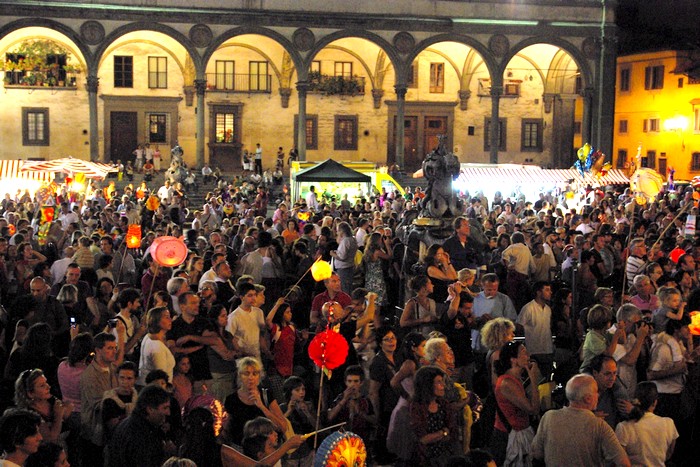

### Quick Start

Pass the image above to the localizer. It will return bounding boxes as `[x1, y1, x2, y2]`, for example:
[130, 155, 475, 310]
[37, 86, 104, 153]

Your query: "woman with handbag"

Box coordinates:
[490, 341, 541, 467]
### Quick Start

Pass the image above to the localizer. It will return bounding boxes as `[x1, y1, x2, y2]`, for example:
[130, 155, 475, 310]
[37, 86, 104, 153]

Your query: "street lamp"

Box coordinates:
[664, 115, 688, 150]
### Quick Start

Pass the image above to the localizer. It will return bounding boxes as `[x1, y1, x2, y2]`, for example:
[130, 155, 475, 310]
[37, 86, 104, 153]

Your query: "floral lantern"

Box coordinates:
[151, 236, 188, 267]
[41, 206, 55, 224]
[7, 224, 16, 236]
[146, 194, 160, 211]
[311, 260, 333, 282]
[126, 224, 142, 249]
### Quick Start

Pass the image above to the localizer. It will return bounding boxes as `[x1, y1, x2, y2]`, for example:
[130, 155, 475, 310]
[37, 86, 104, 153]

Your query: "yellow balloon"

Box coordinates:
[311, 260, 333, 281]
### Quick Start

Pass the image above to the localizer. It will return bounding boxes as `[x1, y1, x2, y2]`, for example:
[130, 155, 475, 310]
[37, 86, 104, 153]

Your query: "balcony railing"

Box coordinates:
[206, 73, 272, 93]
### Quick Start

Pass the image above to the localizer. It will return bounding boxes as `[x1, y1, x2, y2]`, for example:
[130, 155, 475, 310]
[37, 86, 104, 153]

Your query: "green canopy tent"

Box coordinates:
[292, 159, 372, 203]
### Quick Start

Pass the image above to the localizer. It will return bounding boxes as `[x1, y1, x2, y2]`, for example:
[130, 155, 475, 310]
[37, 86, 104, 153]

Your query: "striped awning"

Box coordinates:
[21, 157, 116, 179]
[0, 159, 53, 183]
[456, 166, 630, 188]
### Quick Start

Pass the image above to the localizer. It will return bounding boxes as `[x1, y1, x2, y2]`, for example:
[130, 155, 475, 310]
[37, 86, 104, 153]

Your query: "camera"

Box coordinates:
[70, 317, 76, 328]
[108, 319, 118, 329]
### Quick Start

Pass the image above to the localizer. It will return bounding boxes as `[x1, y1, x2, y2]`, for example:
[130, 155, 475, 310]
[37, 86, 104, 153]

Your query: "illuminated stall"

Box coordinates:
[291, 159, 372, 206]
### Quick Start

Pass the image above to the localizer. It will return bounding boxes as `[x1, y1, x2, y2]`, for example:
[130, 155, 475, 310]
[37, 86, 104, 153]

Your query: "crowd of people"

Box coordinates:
[0, 165, 699, 467]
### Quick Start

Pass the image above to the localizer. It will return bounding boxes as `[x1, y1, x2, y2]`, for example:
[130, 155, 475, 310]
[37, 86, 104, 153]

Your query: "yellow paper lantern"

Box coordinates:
[126, 224, 142, 249]
[151, 236, 188, 267]
[146, 195, 160, 211]
[689, 312, 700, 336]
[311, 260, 333, 282]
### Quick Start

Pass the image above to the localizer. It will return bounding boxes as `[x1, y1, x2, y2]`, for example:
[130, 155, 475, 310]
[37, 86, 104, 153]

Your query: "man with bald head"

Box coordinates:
[26, 276, 70, 355]
[531, 374, 630, 466]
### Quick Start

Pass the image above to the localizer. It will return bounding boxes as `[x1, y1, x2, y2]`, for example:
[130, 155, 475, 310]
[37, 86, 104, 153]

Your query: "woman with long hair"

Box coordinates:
[400, 275, 438, 337]
[204, 304, 237, 403]
[409, 365, 458, 466]
[5, 323, 61, 395]
[86, 277, 116, 334]
[186, 255, 205, 292]
[369, 326, 400, 464]
[15, 368, 74, 444]
[362, 232, 392, 307]
[615, 381, 678, 465]
[422, 244, 457, 303]
[490, 341, 541, 466]
[15, 242, 47, 292]
[137, 306, 175, 386]
[550, 288, 577, 378]
[387, 332, 426, 464]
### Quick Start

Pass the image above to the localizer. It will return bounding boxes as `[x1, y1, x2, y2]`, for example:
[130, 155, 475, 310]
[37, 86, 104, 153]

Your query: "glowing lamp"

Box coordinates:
[311, 260, 333, 281]
[146, 195, 160, 211]
[151, 236, 188, 267]
[297, 211, 311, 221]
[126, 224, 142, 249]
[8, 224, 16, 236]
[308, 329, 349, 370]
[689, 312, 700, 336]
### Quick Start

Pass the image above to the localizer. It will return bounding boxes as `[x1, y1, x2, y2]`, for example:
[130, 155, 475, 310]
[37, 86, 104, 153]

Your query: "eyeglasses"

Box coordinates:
[382, 335, 397, 342]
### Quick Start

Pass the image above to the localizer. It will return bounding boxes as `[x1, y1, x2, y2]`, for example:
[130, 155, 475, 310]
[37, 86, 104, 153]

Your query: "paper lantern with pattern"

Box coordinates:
[151, 236, 188, 267]
[126, 224, 142, 249]
[308, 329, 349, 371]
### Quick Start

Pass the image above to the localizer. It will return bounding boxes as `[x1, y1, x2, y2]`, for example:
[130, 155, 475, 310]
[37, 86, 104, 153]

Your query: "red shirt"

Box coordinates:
[270, 324, 297, 376]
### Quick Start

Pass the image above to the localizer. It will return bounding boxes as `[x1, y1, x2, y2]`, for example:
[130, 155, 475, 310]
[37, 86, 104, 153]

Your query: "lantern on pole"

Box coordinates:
[126, 225, 142, 249]
[311, 260, 333, 282]
[151, 236, 188, 268]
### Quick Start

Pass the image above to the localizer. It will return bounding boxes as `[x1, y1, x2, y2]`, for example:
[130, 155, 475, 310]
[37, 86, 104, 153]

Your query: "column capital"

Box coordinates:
[86, 75, 99, 93]
[394, 84, 407, 99]
[296, 81, 309, 98]
[194, 79, 207, 96]
[458, 89, 471, 111]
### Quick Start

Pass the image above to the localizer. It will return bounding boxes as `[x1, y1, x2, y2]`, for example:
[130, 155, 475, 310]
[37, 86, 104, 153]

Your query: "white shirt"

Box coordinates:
[517, 299, 553, 355]
[615, 412, 678, 466]
[137, 335, 175, 386]
[227, 306, 265, 359]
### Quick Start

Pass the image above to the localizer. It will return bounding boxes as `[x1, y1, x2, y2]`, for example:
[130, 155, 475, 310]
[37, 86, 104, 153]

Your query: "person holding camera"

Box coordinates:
[612, 304, 650, 397]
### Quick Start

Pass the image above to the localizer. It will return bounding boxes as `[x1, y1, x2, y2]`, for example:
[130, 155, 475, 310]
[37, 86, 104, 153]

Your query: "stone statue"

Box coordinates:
[420, 135, 461, 219]
[166, 143, 187, 184]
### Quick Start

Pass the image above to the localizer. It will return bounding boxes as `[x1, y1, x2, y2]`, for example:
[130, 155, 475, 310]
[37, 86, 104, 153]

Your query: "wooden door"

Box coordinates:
[423, 116, 448, 156]
[110, 112, 138, 163]
[402, 116, 420, 171]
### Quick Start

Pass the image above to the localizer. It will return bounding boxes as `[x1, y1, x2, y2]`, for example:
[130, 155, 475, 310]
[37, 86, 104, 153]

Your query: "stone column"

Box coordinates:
[296, 81, 308, 161]
[86, 75, 100, 162]
[394, 84, 407, 170]
[581, 87, 594, 147]
[489, 85, 502, 164]
[194, 79, 207, 169]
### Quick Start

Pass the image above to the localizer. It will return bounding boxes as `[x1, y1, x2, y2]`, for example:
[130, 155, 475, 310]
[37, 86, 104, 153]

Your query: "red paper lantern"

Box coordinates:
[126, 224, 142, 249]
[308, 329, 349, 370]
[669, 247, 685, 264]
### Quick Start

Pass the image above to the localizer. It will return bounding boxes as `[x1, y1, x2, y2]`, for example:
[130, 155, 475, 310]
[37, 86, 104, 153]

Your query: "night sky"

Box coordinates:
[616, 0, 700, 54]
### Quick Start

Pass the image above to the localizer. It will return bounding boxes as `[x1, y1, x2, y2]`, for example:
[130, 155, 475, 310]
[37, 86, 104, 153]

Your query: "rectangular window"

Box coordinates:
[658, 156, 667, 176]
[484, 117, 506, 151]
[695, 108, 700, 133]
[249, 61, 269, 91]
[23, 108, 49, 146]
[310, 61, 321, 74]
[521, 118, 543, 152]
[619, 67, 631, 92]
[504, 82, 520, 97]
[430, 62, 444, 93]
[215, 60, 235, 90]
[574, 121, 582, 134]
[619, 119, 628, 134]
[334, 115, 358, 150]
[148, 114, 167, 143]
[114, 56, 133, 88]
[407, 61, 418, 88]
[334, 62, 352, 78]
[692, 152, 700, 171]
[643, 118, 660, 132]
[644, 65, 664, 90]
[678, 77, 684, 88]
[294, 114, 318, 150]
[148, 56, 167, 89]
[215, 112, 235, 143]
[641, 150, 656, 169]
[616, 149, 628, 169]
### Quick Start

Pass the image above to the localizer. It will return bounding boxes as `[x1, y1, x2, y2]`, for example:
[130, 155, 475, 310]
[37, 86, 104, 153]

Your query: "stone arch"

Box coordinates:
[0, 18, 91, 69]
[410, 34, 498, 83]
[503, 36, 592, 88]
[546, 50, 578, 94]
[307, 29, 401, 84]
[98, 39, 188, 82]
[203, 26, 302, 80]
[94, 22, 201, 75]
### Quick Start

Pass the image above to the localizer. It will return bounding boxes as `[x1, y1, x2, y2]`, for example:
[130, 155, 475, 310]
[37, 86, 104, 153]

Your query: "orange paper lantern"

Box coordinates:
[689, 312, 700, 336]
[311, 260, 333, 281]
[151, 236, 188, 267]
[146, 195, 160, 211]
[126, 224, 142, 249]
[7, 224, 16, 236]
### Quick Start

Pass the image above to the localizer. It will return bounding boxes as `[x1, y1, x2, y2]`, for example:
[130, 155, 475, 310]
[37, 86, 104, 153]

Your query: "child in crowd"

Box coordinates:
[265, 298, 308, 403]
[327, 365, 375, 443]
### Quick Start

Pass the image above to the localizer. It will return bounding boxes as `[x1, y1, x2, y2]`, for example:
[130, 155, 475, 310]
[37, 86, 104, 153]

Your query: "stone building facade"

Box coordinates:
[0, 0, 616, 172]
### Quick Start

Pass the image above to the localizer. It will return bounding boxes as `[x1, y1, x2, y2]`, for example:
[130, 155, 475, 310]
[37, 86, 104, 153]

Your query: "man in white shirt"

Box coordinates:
[227, 282, 265, 360]
[355, 217, 370, 249]
[157, 180, 173, 204]
[306, 185, 320, 212]
[518, 281, 554, 377]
